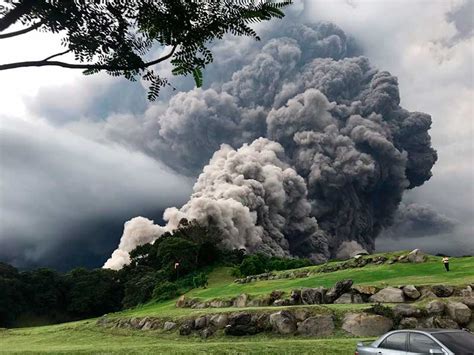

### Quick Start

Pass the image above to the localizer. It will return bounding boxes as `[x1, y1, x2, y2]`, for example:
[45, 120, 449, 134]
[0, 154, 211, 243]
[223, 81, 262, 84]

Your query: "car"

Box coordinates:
[355, 329, 474, 354]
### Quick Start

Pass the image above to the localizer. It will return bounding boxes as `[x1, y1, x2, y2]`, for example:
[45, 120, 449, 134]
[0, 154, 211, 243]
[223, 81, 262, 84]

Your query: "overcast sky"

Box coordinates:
[0, 0, 472, 269]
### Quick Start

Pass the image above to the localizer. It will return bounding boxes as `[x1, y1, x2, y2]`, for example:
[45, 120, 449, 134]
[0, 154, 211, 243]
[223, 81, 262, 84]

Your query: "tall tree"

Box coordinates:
[0, 0, 291, 100]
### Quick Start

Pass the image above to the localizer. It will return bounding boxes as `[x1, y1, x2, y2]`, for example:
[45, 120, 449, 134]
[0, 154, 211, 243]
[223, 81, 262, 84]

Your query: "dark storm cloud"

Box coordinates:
[0, 117, 192, 269]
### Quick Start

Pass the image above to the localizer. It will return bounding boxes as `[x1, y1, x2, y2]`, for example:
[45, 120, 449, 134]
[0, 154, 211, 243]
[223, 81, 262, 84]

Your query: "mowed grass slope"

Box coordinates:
[121, 253, 474, 318]
[1, 253, 473, 354]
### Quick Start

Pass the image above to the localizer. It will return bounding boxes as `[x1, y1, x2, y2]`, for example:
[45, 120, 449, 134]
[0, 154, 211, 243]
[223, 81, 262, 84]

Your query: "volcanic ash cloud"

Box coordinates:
[104, 22, 437, 269]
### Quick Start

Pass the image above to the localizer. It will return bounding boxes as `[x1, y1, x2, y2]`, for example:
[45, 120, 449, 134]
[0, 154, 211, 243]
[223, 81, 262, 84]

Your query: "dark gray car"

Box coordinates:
[356, 329, 474, 355]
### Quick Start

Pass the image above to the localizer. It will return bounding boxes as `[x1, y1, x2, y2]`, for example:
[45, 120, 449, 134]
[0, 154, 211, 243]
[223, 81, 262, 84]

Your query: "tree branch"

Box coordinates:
[43, 49, 71, 61]
[0, 0, 37, 32]
[0, 45, 177, 72]
[0, 21, 43, 39]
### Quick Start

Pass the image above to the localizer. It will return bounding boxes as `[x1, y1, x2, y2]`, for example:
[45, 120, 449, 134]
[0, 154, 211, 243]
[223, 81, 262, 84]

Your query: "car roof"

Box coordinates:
[390, 329, 466, 334]
[415, 329, 466, 334]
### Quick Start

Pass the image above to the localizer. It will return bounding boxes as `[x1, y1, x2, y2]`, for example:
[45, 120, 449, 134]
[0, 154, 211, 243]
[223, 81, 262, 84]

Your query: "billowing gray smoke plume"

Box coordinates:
[105, 22, 437, 269]
[381, 203, 456, 240]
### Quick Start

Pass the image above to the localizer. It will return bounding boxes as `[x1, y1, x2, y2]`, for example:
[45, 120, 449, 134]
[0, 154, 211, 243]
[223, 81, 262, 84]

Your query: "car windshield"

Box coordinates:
[433, 331, 474, 354]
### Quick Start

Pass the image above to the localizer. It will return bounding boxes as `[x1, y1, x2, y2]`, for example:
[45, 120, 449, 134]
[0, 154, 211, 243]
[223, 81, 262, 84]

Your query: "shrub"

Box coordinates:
[152, 281, 179, 302]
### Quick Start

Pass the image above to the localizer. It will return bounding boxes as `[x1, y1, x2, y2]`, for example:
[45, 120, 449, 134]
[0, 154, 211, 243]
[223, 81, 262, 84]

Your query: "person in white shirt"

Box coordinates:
[442, 256, 449, 272]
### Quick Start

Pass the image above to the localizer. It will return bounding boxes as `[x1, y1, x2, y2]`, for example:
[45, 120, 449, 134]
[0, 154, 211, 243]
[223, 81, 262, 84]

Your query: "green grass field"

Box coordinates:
[1, 253, 473, 354]
[0, 322, 373, 354]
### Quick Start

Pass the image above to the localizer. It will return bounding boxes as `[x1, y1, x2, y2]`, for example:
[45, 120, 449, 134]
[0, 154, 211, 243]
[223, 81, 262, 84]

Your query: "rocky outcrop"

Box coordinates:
[225, 313, 258, 336]
[462, 297, 474, 309]
[325, 279, 353, 303]
[446, 301, 472, 325]
[269, 311, 296, 334]
[399, 317, 418, 329]
[352, 285, 379, 297]
[402, 285, 420, 300]
[209, 314, 228, 329]
[301, 287, 325, 305]
[342, 313, 393, 336]
[393, 304, 422, 318]
[194, 316, 208, 330]
[233, 294, 248, 307]
[407, 249, 426, 263]
[163, 321, 177, 331]
[334, 292, 363, 304]
[297, 315, 334, 336]
[432, 285, 454, 298]
[369, 287, 405, 303]
[426, 300, 445, 316]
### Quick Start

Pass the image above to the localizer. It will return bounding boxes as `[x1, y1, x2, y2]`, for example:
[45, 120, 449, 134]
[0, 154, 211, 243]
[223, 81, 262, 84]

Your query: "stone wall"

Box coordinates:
[98, 296, 474, 339]
[176, 281, 473, 309]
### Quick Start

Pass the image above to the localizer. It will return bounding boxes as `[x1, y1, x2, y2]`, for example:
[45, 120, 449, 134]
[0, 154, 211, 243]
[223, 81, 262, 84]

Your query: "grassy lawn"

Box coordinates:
[0, 321, 373, 354]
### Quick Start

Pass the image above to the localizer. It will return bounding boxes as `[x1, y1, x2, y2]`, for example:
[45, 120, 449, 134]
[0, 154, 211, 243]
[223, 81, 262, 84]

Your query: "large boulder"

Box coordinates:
[432, 317, 460, 329]
[209, 314, 228, 329]
[273, 299, 290, 307]
[352, 285, 379, 297]
[176, 295, 198, 308]
[163, 321, 177, 331]
[290, 289, 301, 305]
[461, 297, 474, 309]
[269, 290, 285, 302]
[247, 297, 271, 307]
[301, 287, 324, 305]
[402, 285, 421, 300]
[407, 249, 426, 263]
[297, 315, 334, 337]
[224, 313, 258, 336]
[399, 317, 419, 329]
[446, 301, 472, 325]
[199, 327, 215, 339]
[269, 311, 297, 335]
[419, 287, 439, 300]
[233, 294, 248, 307]
[334, 292, 363, 304]
[209, 299, 232, 308]
[461, 286, 473, 298]
[194, 316, 208, 330]
[426, 300, 445, 316]
[293, 309, 310, 321]
[370, 287, 405, 303]
[432, 285, 454, 298]
[254, 313, 272, 332]
[342, 313, 393, 336]
[325, 279, 353, 303]
[393, 304, 422, 318]
[179, 320, 194, 336]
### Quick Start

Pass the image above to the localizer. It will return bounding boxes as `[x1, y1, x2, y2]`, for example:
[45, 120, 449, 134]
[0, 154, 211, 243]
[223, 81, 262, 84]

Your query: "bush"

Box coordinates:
[152, 281, 178, 302]
[237, 254, 313, 277]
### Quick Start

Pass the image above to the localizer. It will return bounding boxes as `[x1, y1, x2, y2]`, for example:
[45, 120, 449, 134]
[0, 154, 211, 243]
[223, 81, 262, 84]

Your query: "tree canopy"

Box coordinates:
[0, 0, 291, 100]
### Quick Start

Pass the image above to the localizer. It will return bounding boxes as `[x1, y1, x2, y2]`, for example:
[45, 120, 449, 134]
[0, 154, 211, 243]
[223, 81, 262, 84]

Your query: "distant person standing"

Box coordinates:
[442, 256, 450, 272]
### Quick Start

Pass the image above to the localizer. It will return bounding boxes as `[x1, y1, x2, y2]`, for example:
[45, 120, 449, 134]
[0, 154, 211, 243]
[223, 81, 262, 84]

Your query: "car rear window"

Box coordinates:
[433, 331, 474, 354]
[379, 332, 407, 351]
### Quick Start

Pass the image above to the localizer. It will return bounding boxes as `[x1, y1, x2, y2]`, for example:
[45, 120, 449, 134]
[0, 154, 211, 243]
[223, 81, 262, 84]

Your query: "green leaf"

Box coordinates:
[192, 67, 203, 87]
